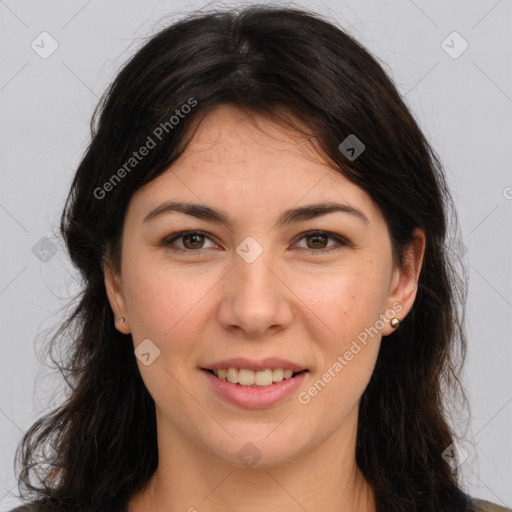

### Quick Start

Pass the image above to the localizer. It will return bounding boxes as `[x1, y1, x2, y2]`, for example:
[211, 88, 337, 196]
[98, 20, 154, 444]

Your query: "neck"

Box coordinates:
[129, 407, 376, 512]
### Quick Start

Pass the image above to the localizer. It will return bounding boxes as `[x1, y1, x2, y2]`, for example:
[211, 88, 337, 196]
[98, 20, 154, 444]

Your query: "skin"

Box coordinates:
[104, 105, 425, 512]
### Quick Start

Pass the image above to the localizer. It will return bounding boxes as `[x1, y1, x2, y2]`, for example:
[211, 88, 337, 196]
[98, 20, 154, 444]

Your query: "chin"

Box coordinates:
[205, 431, 308, 470]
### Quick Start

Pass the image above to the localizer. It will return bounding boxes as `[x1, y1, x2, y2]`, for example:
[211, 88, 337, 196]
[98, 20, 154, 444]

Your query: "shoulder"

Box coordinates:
[5, 499, 127, 512]
[10, 497, 511, 512]
[472, 498, 512, 512]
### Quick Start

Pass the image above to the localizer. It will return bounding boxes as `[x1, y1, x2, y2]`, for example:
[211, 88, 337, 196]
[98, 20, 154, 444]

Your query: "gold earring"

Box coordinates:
[117, 317, 126, 323]
[390, 318, 400, 328]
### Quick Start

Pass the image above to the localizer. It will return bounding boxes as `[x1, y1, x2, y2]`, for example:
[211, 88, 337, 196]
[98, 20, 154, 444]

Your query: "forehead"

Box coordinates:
[128, 105, 383, 226]
[156, 106, 363, 192]
[183, 105, 318, 156]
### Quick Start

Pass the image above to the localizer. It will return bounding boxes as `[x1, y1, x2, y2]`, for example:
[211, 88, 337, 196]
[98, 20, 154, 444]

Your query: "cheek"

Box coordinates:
[297, 263, 389, 343]
[295, 272, 385, 424]
[122, 261, 215, 406]
[122, 256, 214, 346]
[295, 262, 387, 393]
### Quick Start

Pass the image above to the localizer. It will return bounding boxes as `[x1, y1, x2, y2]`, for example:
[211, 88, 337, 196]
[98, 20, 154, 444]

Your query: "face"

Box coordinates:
[105, 105, 425, 469]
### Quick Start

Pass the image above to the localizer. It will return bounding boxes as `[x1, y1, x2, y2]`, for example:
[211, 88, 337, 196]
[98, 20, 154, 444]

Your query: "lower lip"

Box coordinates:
[201, 369, 308, 409]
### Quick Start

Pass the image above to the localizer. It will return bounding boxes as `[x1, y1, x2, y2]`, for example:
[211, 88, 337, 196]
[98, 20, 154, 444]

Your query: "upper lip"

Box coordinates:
[202, 357, 308, 372]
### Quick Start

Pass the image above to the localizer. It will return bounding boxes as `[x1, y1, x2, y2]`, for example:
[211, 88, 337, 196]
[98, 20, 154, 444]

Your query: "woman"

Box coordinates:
[9, 6, 511, 512]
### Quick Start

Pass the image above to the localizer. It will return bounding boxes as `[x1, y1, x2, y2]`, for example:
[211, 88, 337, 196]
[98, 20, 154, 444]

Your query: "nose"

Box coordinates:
[216, 245, 294, 338]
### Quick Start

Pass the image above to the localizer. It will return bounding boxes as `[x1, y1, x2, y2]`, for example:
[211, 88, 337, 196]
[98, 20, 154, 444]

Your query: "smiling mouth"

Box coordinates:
[203, 368, 308, 388]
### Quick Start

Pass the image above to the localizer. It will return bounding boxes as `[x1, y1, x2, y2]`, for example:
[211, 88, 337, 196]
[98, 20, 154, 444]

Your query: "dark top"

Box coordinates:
[6, 496, 512, 512]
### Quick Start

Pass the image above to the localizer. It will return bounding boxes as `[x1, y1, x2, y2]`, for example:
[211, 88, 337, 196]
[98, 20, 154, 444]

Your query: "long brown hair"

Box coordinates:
[14, 6, 471, 512]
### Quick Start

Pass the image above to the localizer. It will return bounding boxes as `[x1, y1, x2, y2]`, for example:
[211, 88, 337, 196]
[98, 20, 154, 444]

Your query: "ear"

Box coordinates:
[103, 257, 131, 334]
[382, 228, 426, 336]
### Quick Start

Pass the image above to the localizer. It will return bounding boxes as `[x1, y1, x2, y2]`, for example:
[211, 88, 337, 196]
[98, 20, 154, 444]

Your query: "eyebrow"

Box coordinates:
[143, 200, 370, 227]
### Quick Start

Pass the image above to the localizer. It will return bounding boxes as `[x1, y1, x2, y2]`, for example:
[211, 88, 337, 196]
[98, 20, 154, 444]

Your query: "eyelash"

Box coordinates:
[161, 230, 349, 256]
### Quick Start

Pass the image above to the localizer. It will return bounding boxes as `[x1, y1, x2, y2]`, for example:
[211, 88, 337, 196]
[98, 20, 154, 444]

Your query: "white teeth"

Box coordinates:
[239, 368, 255, 386]
[226, 368, 238, 384]
[283, 369, 293, 379]
[255, 369, 273, 386]
[272, 368, 283, 382]
[211, 367, 301, 387]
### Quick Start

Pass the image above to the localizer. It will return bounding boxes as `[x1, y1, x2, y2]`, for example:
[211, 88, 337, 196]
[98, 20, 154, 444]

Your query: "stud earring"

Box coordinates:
[390, 318, 400, 328]
[117, 317, 126, 323]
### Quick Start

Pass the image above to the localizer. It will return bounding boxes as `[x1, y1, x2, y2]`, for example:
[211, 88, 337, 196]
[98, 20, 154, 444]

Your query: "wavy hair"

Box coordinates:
[14, 5, 470, 512]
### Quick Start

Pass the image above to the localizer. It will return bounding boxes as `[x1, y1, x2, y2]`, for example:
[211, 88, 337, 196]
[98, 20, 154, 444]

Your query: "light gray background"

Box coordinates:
[1, 0, 511, 509]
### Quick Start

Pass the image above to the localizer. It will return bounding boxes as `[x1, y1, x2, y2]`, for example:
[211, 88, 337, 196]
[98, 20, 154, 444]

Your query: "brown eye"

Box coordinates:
[306, 233, 329, 249]
[161, 229, 348, 256]
[294, 230, 349, 254]
[162, 231, 217, 253]
[181, 233, 205, 249]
